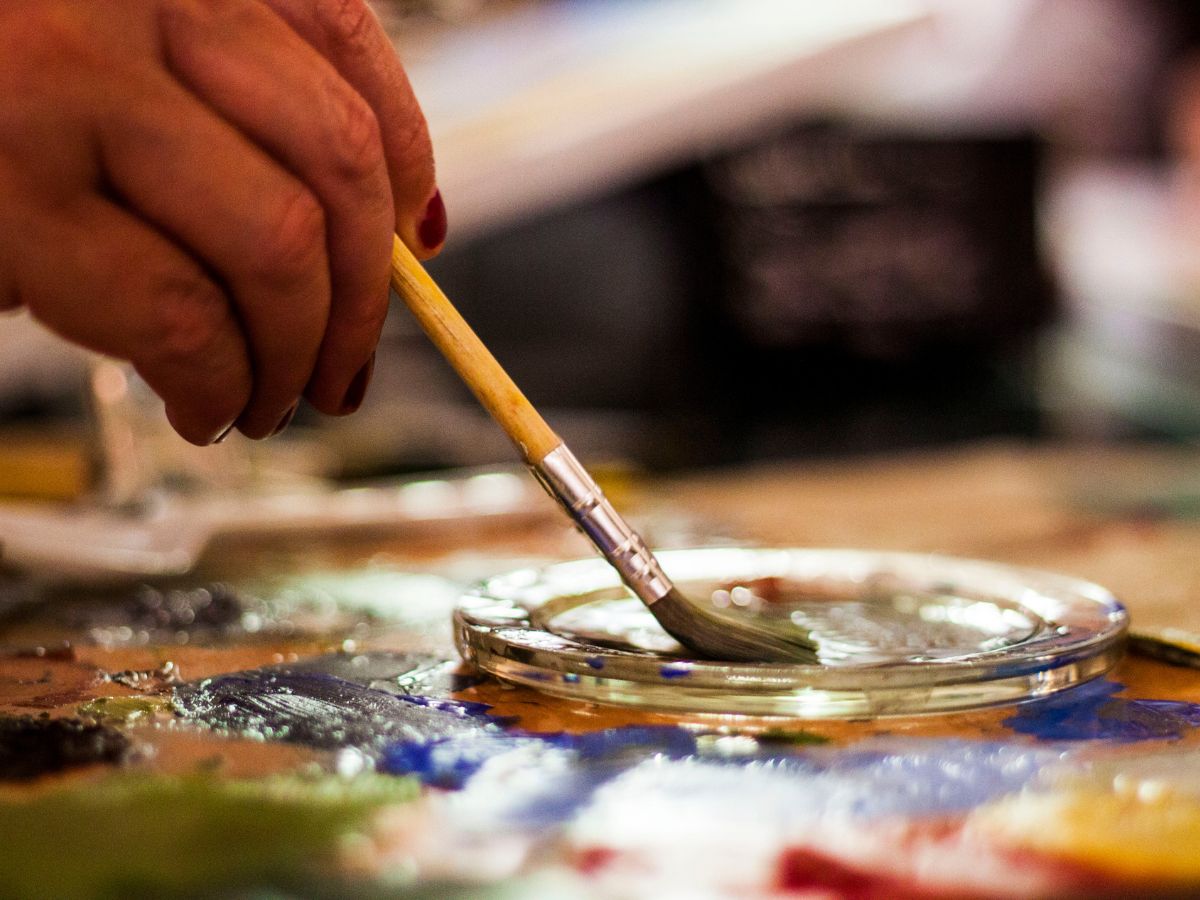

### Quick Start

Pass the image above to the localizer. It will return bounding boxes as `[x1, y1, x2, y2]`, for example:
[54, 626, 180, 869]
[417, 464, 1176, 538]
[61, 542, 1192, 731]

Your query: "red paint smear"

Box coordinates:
[777, 848, 960, 900]
[776, 825, 1167, 900]
[574, 846, 619, 876]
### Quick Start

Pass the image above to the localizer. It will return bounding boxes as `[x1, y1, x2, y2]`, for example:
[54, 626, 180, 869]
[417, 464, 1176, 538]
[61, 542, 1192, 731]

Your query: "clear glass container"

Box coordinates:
[454, 547, 1128, 718]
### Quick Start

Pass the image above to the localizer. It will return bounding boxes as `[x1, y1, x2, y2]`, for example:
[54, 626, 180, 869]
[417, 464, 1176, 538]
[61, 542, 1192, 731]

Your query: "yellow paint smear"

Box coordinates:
[971, 789, 1200, 882]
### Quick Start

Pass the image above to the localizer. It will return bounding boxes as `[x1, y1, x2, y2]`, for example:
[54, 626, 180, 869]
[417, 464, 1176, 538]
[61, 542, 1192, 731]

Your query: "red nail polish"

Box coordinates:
[270, 403, 298, 437]
[418, 189, 447, 252]
[340, 354, 375, 414]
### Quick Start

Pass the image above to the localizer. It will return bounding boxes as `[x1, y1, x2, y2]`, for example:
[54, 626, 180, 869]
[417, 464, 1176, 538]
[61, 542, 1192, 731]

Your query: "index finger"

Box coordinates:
[263, 0, 442, 258]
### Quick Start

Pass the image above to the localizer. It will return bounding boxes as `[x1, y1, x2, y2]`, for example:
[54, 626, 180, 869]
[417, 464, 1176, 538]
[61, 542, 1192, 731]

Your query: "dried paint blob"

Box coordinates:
[77, 695, 173, 725]
[174, 668, 504, 750]
[282, 650, 485, 695]
[0, 715, 129, 781]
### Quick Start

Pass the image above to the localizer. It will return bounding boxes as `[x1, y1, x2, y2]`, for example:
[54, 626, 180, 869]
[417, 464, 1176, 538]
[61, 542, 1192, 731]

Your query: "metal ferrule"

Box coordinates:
[534, 444, 674, 606]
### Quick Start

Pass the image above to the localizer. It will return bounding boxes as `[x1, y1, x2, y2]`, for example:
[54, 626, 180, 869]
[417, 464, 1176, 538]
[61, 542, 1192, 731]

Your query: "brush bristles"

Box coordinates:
[650, 588, 819, 665]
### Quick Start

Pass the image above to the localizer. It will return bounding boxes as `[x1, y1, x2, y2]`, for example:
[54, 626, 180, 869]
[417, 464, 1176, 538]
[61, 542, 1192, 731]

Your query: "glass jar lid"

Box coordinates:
[454, 547, 1127, 718]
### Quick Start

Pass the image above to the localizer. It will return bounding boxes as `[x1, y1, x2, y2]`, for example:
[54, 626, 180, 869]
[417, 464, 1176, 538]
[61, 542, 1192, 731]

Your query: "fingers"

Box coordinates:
[94, 71, 331, 439]
[261, 0, 443, 258]
[10, 193, 251, 445]
[159, 0, 392, 414]
[1, 0, 443, 445]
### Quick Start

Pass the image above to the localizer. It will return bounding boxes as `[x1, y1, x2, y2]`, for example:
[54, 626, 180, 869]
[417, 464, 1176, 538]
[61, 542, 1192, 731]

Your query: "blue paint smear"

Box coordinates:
[380, 734, 542, 789]
[379, 725, 695, 790]
[585, 657, 605, 670]
[394, 694, 498, 720]
[659, 664, 691, 679]
[380, 726, 698, 826]
[1004, 679, 1200, 742]
[543, 726, 696, 760]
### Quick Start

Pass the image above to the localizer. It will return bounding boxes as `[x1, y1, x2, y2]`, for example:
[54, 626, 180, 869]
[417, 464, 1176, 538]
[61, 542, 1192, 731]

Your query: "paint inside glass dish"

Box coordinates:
[455, 547, 1127, 718]
[543, 578, 1043, 666]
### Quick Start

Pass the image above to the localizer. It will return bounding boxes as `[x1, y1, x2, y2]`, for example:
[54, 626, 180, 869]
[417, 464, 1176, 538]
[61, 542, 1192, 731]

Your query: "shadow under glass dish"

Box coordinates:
[454, 547, 1128, 718]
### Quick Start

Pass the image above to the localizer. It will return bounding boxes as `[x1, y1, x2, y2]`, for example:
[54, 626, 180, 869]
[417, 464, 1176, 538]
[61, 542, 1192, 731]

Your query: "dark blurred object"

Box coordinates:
[707, 126, 1048, 358]
[424, 124, 1052, 469]
[694, 125, 1053, 461]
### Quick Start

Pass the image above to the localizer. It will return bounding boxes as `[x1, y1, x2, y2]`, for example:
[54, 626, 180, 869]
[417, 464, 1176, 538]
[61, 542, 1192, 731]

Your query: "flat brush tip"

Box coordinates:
[650, 588, 819, 665]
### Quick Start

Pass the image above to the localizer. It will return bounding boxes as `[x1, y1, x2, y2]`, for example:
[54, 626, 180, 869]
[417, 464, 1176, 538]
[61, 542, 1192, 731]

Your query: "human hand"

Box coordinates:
[0, 0, 445, 444]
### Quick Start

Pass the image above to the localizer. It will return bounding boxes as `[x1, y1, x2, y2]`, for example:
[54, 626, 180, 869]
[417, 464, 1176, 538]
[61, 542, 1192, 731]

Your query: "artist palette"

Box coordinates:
[454, 547, 1128, 718]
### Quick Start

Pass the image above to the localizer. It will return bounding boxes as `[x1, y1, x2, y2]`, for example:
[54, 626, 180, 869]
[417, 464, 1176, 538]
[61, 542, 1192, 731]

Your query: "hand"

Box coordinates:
[0, 0, 445, 443]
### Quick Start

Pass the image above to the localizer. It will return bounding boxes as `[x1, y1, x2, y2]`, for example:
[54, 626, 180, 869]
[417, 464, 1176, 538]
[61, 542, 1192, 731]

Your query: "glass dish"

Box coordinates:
[454, 547, 1128, 718]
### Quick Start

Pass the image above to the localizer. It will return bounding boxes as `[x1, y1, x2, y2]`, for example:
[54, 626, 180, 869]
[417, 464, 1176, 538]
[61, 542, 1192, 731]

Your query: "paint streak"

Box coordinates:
[380, 727, 1059, 853]
[0, 715, 129, 781]
[778, 846, 964, 899]
[282, 651, 477, 696]
[381, 733, 543, 789]
[0, 773, 417, 899]
[554, 743, 1083, 898]
[174, 670, 504, 750]
[1004, 680, 1200, 742]
[380, 725, 696, 792]
[775, 825, 1119, 900]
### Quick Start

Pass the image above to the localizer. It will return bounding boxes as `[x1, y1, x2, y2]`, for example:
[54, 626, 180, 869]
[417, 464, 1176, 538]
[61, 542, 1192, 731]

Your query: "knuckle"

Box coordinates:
[316, 0, 377, 54]
[141, 268, 230, 363]
[388, 113, 435, 197]
[163, 0, 258, 32]
[256, 188, 327, 283]
[327, 88, 384, 182]
[391, 110, 429, 161]
[4, 6, 94, 80]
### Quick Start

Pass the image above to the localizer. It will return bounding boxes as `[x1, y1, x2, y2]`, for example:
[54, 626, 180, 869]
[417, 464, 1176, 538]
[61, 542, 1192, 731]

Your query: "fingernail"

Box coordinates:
[213, 422, 236, 444]
[340, 353, 375, 414]
[270, 403, 298, 437]
[418, 189, 446, 252]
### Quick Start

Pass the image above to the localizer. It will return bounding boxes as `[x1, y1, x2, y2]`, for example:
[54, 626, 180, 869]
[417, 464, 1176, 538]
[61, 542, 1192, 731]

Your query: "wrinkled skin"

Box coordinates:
[0, 0, 442, 443]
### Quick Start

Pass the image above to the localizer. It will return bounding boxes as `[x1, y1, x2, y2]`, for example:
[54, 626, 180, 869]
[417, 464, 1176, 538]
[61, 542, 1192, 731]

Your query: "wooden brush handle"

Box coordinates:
[389, 235, 561, 463]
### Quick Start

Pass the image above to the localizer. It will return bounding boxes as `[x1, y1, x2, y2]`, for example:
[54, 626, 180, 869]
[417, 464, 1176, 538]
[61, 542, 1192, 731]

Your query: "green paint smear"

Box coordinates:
[77, 696, 173, 724]
[0, 772, 418, 900]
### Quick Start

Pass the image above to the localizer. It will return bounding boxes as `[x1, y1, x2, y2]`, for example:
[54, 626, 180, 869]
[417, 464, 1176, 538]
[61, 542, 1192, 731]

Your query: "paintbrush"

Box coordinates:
[389, 236, 817, 664]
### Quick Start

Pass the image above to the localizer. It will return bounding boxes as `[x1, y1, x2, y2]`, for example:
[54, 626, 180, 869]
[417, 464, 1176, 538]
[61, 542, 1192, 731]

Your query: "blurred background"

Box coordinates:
[6, 0, 1200, 498]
